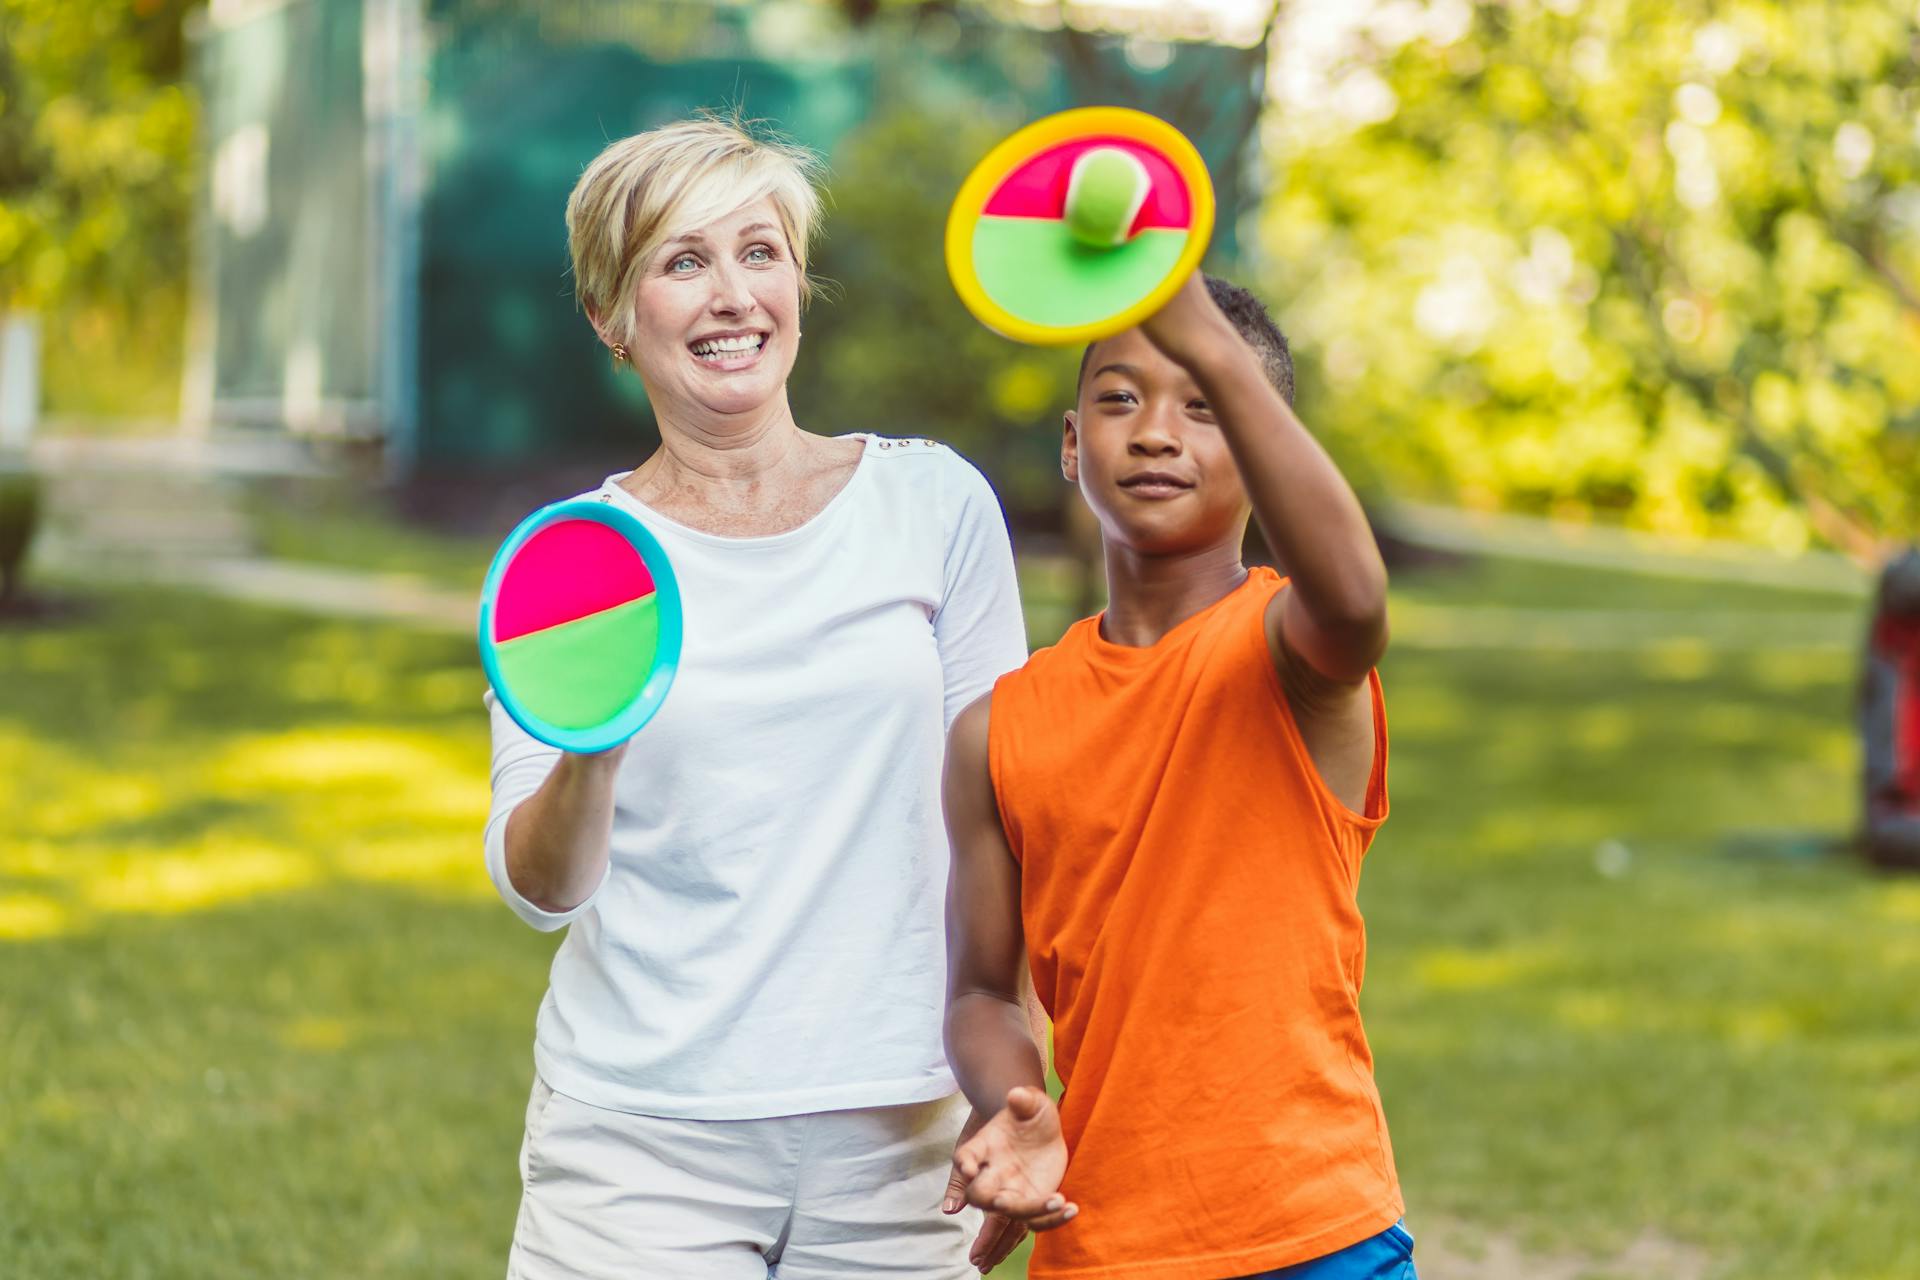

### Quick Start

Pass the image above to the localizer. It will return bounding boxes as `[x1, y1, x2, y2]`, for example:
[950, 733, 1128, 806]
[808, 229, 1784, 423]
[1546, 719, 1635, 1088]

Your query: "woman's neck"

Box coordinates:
[618, 393, 865, 537]
[640, 393, 804, 487]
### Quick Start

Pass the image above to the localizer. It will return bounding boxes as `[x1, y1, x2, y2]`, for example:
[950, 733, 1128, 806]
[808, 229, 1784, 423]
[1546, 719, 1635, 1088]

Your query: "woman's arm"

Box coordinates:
[482, 690, 619, 930]
[933, 450, 1030, 729]
[501, 746, 626, 914]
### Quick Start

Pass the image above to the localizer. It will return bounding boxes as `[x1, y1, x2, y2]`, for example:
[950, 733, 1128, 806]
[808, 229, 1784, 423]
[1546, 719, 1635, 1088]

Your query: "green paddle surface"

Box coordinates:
[972, 218, 1187, 328]
[493, 594, 659, 729]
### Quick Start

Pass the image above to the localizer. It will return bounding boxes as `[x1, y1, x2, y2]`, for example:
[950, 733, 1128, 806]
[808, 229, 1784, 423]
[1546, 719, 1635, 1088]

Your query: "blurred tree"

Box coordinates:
[1264, 0, 1920, 554]
[0, 0, 198, 418]
[0, 0, 197, 308]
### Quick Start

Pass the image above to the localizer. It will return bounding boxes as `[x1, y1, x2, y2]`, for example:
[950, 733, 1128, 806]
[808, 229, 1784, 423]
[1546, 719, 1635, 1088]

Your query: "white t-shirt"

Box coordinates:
[483, 434, 1029, 1120]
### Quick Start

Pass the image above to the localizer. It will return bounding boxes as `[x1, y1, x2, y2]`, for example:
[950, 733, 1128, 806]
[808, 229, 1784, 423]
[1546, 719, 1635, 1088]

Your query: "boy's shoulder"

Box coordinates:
[1012, 570, 1285, 687]
[998, 617, 1098, 686]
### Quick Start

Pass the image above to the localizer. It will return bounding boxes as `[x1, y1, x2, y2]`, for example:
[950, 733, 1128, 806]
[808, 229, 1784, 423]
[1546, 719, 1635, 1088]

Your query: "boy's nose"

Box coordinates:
[1128, 416, 1182, 455]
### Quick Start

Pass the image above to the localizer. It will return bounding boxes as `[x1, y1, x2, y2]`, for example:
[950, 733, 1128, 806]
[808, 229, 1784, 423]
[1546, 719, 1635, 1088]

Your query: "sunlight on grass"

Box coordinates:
[0, 893, 71, 940]
[81, 843, 317, 916]
[0, 595, 497, 946]
[1414, 944, 1558, 991]
[1551, 990, 1629, 1031]
[1567, 706, 1634, 752]
[1634, 639, 1714, 679]
[209, 728, 491, 827]
[2, 720, 494, 940]
[279, 1015, 356, 1053]
[1879, 883, 1920, 923]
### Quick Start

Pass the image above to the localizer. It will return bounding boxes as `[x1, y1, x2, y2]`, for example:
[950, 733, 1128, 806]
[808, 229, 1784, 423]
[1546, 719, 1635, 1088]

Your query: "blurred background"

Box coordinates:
[2, 1, 1916, 1276]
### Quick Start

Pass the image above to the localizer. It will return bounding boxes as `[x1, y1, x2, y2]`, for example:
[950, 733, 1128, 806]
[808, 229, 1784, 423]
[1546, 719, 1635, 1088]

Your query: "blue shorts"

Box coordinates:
[1236, 1221, 1417, 1280]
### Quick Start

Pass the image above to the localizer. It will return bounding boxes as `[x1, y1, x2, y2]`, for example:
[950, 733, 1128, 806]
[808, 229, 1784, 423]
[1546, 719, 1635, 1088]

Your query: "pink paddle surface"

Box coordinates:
[980, 136, 1193, 235]
[492, 518, 656, 643]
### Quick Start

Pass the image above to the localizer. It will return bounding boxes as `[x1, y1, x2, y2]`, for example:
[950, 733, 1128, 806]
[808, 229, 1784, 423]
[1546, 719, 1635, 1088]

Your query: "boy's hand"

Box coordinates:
[1138, 270, 1235, 371]
[949, 1087, 1077, 1235]
[944, 1108, 1029, 1273]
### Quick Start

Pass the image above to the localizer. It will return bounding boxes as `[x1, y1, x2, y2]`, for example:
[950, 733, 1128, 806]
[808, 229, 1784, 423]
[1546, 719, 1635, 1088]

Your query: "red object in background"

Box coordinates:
[1872, 614, 1920, 807]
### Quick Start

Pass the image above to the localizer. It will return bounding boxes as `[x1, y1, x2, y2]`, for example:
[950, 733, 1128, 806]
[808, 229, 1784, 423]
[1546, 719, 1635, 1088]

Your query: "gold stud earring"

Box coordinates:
[610, 342, 629, 363]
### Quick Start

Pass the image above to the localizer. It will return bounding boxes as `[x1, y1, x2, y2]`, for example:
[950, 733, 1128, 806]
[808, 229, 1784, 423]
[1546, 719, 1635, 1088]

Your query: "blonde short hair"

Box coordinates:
[565, 115, 826, 346]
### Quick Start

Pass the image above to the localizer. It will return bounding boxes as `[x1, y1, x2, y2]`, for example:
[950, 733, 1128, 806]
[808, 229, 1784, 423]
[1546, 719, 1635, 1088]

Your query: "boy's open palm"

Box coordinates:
[951, 1086, 1077, 1233]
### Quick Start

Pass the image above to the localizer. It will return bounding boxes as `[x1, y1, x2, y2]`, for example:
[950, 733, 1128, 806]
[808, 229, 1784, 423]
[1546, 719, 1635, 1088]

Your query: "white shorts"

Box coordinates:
[507, 1074, 983, 1279]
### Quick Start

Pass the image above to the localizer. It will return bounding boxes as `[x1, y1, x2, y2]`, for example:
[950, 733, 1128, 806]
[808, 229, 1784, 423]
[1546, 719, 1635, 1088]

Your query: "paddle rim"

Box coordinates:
[945, 106, 1215, 347]
[477, 497, 684, 753]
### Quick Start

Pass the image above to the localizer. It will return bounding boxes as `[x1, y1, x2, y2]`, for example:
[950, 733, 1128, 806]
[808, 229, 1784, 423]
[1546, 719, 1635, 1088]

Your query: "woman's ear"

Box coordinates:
[584, 301, 630, 364]
[584, 300, 617, 351]
[1061, 410, 1080, 484]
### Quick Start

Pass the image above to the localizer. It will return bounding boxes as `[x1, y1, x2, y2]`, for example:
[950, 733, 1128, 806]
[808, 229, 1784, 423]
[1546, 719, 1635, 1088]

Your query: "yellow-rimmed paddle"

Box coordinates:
[945, 107, 1215, 347]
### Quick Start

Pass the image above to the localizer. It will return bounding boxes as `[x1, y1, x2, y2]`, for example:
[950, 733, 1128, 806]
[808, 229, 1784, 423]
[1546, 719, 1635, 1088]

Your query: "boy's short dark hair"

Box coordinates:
[1076, 274, 1295, 407]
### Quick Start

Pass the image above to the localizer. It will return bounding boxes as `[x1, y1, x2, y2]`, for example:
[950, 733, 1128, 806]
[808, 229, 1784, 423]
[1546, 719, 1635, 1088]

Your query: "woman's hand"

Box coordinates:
[569, 739, 631, 767]
[949, 1087, 1076, 1236]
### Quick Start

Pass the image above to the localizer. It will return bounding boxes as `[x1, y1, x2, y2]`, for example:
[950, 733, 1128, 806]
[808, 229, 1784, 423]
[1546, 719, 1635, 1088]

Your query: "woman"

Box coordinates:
[484, 117, 1033, 1278]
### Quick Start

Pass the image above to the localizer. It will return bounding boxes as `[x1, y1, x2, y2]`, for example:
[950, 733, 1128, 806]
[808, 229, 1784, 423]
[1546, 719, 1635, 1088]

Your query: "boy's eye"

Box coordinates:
[1188, 399, 1212, 414]
[1097, 390, 1137, 405]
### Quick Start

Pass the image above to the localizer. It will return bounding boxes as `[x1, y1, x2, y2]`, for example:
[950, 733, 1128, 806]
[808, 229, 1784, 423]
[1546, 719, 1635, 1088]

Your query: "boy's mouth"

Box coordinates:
[1118, 470, 1195, 499]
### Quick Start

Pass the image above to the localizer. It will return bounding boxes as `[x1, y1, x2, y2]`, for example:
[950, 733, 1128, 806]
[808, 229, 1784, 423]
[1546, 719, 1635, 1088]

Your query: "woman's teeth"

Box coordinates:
[691, 335, 765, 358]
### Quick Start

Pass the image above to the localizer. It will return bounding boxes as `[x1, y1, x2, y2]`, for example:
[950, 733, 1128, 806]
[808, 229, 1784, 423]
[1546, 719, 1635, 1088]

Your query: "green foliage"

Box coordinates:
[1265, 0, 1920, 550]
[0, 0, 198, 419]
[0, 0, 197, 309]
[39, 288, 188, 423]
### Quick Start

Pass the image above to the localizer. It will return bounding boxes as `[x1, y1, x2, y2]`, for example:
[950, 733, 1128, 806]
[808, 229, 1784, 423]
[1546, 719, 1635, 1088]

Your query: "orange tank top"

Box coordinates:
[988, 568, 1401, 1279]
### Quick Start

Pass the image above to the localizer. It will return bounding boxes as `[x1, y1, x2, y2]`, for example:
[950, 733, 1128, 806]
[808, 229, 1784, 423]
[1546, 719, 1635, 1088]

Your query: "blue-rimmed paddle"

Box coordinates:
[477, 499, 683, 753]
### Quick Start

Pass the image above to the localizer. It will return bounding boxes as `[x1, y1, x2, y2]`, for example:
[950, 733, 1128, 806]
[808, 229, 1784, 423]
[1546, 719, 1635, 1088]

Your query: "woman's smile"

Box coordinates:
[688, 328, 770, 371]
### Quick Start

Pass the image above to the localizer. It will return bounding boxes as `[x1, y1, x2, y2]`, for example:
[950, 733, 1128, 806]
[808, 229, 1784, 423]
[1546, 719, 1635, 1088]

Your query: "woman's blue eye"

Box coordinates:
[746, 246, 772, 263]
[670, 256, 699, 273]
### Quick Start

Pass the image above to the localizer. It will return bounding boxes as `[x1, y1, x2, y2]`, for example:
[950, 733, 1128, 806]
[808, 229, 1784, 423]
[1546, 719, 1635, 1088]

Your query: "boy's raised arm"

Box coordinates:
[942, 693, 1077, 1234]
[1141, 274, 1389, 687]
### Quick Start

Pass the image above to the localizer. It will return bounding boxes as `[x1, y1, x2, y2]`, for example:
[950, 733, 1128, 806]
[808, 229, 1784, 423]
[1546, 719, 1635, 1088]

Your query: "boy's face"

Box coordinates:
[1063, 328, 1252, 557]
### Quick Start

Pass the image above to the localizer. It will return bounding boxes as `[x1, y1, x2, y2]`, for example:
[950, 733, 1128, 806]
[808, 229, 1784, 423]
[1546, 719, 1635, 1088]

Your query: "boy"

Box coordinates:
[940, 273, 1415, 1279]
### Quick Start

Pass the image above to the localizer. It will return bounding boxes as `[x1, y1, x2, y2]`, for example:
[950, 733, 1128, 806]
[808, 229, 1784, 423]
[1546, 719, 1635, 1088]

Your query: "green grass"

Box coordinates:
[1385, 552, 1864, 615]
[3, 558, 1914, 1279]
[243, 490, 495, 592]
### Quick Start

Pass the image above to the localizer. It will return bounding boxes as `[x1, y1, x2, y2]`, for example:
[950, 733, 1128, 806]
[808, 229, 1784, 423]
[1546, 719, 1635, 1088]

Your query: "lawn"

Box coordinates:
[2, 556, 1915, 1279]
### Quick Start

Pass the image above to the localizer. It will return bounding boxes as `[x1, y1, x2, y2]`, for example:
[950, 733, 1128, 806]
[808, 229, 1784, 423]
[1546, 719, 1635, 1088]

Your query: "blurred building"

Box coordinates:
[184, 0, 1268, 479]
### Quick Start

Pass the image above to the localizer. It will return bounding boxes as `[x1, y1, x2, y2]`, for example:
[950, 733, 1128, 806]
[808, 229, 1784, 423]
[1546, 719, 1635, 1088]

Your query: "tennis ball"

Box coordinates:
[1064, 147, 1151, 248]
